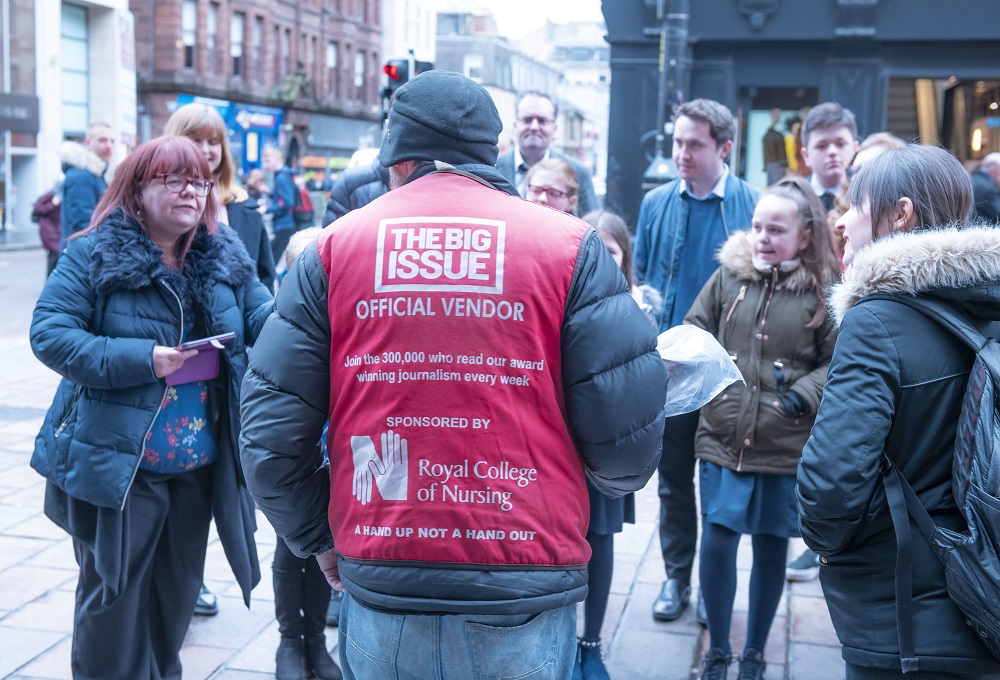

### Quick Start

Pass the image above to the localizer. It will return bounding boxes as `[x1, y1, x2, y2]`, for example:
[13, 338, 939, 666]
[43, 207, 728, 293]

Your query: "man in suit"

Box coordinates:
[496, 91, 598, 215]
[800, 102, 858, 212]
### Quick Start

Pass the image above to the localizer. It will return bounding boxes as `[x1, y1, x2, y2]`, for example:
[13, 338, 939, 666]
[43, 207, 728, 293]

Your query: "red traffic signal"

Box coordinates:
[383, 63, 401, 81]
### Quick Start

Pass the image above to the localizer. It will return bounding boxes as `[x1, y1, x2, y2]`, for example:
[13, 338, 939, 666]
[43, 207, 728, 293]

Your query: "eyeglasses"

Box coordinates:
[156, 173, 213, 196]
[527, 184, 570, 201]
[517, 115, 555, 127]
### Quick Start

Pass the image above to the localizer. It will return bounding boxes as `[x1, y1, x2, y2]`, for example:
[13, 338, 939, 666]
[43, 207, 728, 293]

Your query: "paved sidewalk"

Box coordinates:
[0, 248, 845, 679]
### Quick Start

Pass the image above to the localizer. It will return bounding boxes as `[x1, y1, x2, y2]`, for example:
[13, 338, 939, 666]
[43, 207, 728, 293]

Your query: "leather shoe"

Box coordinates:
[193, 584, 218, 617]
[696, 588, 707, 627]
[652, 578, 690, 621]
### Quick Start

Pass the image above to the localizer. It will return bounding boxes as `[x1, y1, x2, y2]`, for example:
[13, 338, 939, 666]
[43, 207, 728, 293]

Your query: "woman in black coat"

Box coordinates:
[797, 144, 1000, 679]
[31, 136, 273, 679]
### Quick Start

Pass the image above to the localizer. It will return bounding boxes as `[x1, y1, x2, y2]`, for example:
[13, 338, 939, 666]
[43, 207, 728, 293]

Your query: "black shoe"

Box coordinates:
[304, 635, 342, 680]
[785, 549, 820, 582]
[326, 588, 343, 627]
[699, 648, 733, 680]
[579, 641, 610, 680]
[738, 649, 766, 680]
[193, 584, 218, 617]
[275, 637, 306, 680]
[695, 588, 708, 627]
[652, 578, 690, 622]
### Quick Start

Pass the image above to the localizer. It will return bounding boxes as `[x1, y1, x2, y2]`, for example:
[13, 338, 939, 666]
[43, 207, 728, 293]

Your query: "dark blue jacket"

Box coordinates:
[323, 158, 389, 224]
[634, 173, 759, 331]
[31, 211, 273, 604]
[267, 166, 297, 232]
[227, 197, 277, 292]
[59, 141, 107, 244]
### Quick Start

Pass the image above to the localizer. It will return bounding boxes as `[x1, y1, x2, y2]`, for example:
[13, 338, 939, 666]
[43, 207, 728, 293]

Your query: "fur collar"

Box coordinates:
[89, 209, 257, 300]
[717, 230, 814, 292]
[59, 141, 107, 177]
[829, 226, 1000, 325]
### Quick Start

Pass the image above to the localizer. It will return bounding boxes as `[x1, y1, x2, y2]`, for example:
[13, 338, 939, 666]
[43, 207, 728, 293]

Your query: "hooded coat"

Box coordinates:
[59, 141, 108, 243]
[796, 226, 1000, 674]
[685, 231, 837, 474]
[30, 211, 273, 604]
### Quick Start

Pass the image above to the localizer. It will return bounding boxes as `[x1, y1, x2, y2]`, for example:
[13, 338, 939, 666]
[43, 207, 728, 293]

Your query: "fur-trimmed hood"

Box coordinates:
[829, 225, 1000, 326]
[88, 209, 257, 300]
[717, 230, 814, 291]
[59, 141, 107, 177]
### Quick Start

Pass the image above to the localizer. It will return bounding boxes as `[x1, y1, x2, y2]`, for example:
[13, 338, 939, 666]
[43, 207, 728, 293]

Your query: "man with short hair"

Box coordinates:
[240, 70, 667, 676]
[800, 102, 858, 211]
[59, 122, 114, 245]
[972, 152, 1000, 224]
[634, 98, 760, 625]
[496, 90, 599, 215]
[262, 147, 299, 262]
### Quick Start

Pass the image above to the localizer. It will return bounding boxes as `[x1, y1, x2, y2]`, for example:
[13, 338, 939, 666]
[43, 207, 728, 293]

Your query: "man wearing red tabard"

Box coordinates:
[240, 70, 667, 678]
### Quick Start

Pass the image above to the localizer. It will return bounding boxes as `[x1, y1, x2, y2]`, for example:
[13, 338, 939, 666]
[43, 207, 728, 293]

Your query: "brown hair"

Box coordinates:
[164, 103, 246, 205]
[846, 144, 973, 238]
[82, 136, 218, 268]
[524, 158, 579, 197]
[762, 176, 841, 327]
[583, 209, 634, 285]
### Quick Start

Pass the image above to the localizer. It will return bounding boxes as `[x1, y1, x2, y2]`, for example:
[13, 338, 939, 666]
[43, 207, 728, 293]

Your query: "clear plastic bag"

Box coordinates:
[657, 325, 744, 417]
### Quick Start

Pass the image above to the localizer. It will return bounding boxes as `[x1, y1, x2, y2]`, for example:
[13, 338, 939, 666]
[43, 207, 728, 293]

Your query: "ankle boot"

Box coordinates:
[275, 637, 306, 680]
[303, 555, 341, 679]
[579, 639, 610, 680]
[305, 635, 342, 680]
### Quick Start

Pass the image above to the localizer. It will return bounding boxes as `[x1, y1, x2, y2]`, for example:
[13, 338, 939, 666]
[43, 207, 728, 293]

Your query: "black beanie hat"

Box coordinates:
[379, 70, 502, 168]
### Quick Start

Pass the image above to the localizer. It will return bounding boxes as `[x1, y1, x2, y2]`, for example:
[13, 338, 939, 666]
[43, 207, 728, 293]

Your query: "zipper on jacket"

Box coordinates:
[120, 277, 184, 511]
[54, 386, 83, 438]
[759, 268, 780, 328]
[736, 447, 744, 472]
[725, 284, 748, 323]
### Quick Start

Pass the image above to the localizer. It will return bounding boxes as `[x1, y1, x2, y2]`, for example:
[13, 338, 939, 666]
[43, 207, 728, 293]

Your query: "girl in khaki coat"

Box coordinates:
[684, 177, 841, 680]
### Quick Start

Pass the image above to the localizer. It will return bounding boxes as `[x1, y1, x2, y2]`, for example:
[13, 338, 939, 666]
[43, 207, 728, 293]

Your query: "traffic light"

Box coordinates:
[383, 60, 410, 98]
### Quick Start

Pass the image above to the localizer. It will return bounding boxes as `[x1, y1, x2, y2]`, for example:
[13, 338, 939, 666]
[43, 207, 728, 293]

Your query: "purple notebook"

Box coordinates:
[166, 332, 235, 386]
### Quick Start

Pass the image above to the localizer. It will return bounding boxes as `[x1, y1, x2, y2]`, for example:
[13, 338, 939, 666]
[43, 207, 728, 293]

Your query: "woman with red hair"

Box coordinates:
[30, 136, 273, 679]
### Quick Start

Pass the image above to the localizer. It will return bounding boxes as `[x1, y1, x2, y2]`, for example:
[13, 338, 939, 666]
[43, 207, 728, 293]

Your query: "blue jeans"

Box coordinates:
[337, 591, 576, 679]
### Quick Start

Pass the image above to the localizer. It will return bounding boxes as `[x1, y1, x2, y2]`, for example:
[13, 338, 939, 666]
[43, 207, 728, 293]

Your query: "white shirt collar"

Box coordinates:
[680, 165, 729, 201]
[514, 146, 551, 173]
[810, 173, 839, 196]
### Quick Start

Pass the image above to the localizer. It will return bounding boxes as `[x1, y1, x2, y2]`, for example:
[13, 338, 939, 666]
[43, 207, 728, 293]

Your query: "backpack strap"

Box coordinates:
[866, 294, 988, 674]
[882, 456, 948, 673]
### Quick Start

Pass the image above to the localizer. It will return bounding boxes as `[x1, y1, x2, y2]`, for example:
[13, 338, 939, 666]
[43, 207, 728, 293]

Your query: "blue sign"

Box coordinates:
[175, 94, 283, 134]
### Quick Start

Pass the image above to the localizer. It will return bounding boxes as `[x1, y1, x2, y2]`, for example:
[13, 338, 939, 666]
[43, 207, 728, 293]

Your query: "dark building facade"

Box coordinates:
[131, 0, 383, 175]
[604, 0, 1000, 227]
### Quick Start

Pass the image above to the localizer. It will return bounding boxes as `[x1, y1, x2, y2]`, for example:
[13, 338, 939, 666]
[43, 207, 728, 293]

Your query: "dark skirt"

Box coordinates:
[587, 478, 635, 535]
[698, 460, 799, 538]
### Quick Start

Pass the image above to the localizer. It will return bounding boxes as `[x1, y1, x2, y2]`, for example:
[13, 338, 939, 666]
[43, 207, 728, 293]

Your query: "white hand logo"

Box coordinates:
[351, 430, 409, 504]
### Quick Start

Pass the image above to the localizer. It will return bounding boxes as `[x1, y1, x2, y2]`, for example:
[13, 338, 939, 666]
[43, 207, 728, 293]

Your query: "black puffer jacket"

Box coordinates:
[322, 158, 389, 224]
[797, 226, 1000, 674]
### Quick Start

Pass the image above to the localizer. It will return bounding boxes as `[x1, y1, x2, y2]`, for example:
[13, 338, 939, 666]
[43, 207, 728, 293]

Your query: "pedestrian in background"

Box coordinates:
[262, 147, 299, 262]
[32, 180, 63, 275]
[524, 158, 580, 215]
[59, 121, 114, 245]
[972, 152, 1000, 224]
[797, 144, 1000, 679]
[685, 176, 839, 680]
[29, 136, 271, 679]
[240, 70, 667, 678]
[634, 98, 760, 625]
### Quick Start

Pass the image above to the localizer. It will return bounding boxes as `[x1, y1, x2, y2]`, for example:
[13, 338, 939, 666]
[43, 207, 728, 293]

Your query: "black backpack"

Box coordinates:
[876, 296, 1000, 673]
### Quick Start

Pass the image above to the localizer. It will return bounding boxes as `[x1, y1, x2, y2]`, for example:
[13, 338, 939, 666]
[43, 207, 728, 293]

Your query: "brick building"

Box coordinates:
[131, 0, 383, 175]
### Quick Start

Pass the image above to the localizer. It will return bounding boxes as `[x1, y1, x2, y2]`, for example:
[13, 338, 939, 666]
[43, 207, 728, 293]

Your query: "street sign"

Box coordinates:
[0, 93, 39, 133]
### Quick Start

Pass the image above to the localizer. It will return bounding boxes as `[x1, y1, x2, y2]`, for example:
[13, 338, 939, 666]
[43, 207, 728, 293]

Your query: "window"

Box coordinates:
[182, 0, 197, 69]
[283, 28, 291, 75]
[252, 16, 263, 80]
[61, 4, 89, 135]
[463, 54, 483, 82]
[273, 25, 281, 80]
[354, 50, 365, 101]
[207, 3, 218, 73]
[231, 12, 245, 78]
[326, 42, 339, 98]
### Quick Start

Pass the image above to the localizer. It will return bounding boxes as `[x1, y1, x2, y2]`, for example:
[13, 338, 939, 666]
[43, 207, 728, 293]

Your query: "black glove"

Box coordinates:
[778, 389, 811, 418]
